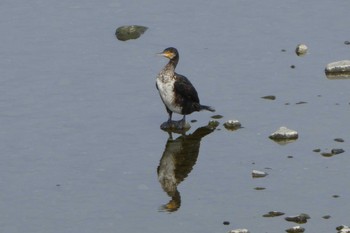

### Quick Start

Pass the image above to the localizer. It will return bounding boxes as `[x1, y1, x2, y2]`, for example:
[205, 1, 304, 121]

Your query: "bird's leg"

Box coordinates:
[167, 111, 173, 123]
[180, 115, 186, 128]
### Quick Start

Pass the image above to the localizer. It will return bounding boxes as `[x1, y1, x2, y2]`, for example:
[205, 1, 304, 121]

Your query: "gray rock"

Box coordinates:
[263, 211, 285, 217]
[223, 119, 241, 130]
[285, 213, 310, 224]
[115, 25, 148, 41]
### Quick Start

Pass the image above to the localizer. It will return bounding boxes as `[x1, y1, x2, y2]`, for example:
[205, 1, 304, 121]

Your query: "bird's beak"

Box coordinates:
[157, 51, 166, 57]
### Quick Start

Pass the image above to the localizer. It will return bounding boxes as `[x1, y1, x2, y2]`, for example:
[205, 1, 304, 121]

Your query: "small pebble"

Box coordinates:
[285, 213, 310, 224]
[345, 41, 350, 45]
[223, 221, 230, 225]
[321, 152, 333, 157]
[252, 170, 268, 178]
[295, 44, 308, 56]
[337, 225, 350, 233]
[223, 119, 241, 130]
[211, 114, 223, 119]
[261, 95, 276, 100]
[286, 226, 305, 233]
[263, 211, 285, 217]
[325, 60, 350, 74]
[334, 138, 345, 142]
[313, 149, 321, 152]
[331, 148, 345, 155]
[322, 215, 331, 219]
[229, 229, 250, 233]
[254, 187, 266, 190]
[269, 126, 298, 140]
[291, 65, 296, 69]
[208, 120, 220, 128]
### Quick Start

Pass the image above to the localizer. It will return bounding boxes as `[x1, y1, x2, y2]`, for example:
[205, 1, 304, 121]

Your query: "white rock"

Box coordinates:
[229, 229, 250, 233]
[223, 119, 241, 130]
[269, 126, 298, 140]
[325, 60, 350, 74]
[286, 225, 305, 233]
[295, 44, 308, 56]
[252, 170, 268, 178]
[337, 225, 350, 233]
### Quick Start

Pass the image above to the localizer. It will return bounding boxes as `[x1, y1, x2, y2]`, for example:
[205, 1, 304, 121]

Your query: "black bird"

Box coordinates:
[156, 47, 215, 129]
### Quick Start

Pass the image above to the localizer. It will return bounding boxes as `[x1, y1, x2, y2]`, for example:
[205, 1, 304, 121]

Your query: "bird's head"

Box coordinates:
[158, 47, 178, 60]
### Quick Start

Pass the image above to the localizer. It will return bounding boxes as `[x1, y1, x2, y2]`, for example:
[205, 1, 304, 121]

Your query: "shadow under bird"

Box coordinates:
[156, 47, 215, 130]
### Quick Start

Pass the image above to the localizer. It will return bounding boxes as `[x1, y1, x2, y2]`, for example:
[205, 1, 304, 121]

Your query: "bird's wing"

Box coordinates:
[174, 74, 200, 103]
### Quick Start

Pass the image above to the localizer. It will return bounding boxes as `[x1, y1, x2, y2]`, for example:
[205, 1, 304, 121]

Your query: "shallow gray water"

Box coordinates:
[1, 0, 350, 232]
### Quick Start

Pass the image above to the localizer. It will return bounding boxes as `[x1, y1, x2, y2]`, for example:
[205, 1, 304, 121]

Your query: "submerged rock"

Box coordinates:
[252, 170, 268, 178]
[211, 114, 223, 119]
[261, 95, 276, 100]
[325, 60, 350, 79]
[334, 138, 345, 142]
[269, 126, 298, 143]
[115, 25, 148, 41]
[229, 229, 250, 233]
[286, 226, 305, 233]
[331, 148, 345, 155]
[208, 120, 220, 128]
[320, 148, 345, 157]
[263, 211, 285, 217]
[285, 213, 310, 224]
[223, 119, 241, 130]
[295, 44, 308, 56]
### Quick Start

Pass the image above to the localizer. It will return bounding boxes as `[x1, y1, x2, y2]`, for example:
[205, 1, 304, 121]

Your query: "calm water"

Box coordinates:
[1, 0, 350, 232]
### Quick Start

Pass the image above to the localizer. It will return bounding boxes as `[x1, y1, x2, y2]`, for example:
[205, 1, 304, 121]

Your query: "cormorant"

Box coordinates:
[156, 47, 215, 129]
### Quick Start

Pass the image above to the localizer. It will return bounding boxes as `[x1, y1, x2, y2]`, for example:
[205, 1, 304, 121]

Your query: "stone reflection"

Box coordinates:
[157, 125, 215, 212]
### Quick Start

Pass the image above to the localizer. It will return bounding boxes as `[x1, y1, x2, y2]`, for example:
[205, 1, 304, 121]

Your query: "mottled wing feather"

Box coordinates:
[174, 74, 200, 103]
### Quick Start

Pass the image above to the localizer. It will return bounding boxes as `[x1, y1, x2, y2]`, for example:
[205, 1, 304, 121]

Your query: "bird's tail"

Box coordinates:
[200, 105, 215, 112]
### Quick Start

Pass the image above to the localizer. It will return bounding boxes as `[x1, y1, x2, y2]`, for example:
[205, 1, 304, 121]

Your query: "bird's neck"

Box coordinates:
[158, 56, 179, 82]
[169, 56, 179, 68]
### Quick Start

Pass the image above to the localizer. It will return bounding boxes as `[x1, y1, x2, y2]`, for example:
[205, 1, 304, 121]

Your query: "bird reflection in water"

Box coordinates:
[157, 125, 215, 212]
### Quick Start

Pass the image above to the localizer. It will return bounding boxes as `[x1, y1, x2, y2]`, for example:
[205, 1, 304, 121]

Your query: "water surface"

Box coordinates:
[1, 0, 350, 232]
